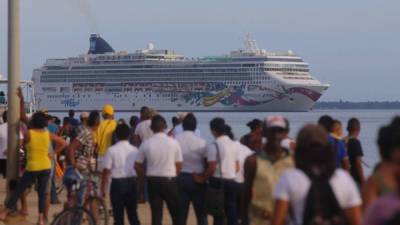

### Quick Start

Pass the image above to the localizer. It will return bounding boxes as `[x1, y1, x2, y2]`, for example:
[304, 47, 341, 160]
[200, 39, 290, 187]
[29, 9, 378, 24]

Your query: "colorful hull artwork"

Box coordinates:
[182, 83, 322, 107]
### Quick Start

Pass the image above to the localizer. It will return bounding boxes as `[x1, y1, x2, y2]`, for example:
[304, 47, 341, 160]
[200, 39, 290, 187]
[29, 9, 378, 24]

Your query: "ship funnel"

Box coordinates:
[88, 34, 115, 54]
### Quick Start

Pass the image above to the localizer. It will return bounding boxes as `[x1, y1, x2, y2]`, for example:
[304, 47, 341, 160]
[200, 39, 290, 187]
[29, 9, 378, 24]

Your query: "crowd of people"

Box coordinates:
[0, 92, 399, 225]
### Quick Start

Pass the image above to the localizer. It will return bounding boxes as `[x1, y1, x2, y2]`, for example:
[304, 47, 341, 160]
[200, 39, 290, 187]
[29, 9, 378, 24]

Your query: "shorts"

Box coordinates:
[0, 159, 7, 178]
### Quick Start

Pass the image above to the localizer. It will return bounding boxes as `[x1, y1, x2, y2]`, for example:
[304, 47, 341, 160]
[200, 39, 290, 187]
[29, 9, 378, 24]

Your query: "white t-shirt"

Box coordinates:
[134, 119, 153, 142]
[0, 123, 7, 159]
[234, 141, 253, 183]
[172, 124, 201, 138]
[136, 132, 183, 177]
[207, 135, 239, 179]
[274, 168, 362, 225]
[176, 131, 207, 174]
[103, 140, 139, 178]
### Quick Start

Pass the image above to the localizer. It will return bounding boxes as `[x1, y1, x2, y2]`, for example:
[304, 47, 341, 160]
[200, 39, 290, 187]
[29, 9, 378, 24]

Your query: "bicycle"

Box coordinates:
[51, 167, 95, 225]
[83, 170, 109, 225]
[51, 207, 96, 225]
[51, 167, 109, 225]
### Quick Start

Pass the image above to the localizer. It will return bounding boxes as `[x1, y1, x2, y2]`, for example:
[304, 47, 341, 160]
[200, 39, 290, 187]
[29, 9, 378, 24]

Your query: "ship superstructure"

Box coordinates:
[32, 34, 329, 112]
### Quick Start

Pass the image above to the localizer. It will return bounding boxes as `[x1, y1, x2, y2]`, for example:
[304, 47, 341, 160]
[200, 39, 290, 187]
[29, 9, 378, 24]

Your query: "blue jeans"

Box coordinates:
[210, 178, 240, 225]
[6, 169, 51, 213]
[178, 173, 207, 225]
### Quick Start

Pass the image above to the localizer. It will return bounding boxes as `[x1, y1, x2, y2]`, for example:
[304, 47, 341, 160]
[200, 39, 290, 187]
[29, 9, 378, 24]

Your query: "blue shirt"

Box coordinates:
[68, 117, 79, 126]
[328, 135, 348, 168]
[47, 123, 59, 134]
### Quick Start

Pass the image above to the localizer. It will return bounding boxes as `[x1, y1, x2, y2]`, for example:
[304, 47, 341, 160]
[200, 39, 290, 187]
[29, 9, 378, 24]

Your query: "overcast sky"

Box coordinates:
[1, 0, 399, 101]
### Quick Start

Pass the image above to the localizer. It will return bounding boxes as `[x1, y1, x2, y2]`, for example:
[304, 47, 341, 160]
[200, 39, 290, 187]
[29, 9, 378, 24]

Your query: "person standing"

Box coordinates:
[225, 124, 253, 225]
[67, 111, 101, 206]
[332, 120, 345, 141]
[362, 117, 400, 207]
[135, 115, 183, 225]
[44, 114, 62, 221]
[69, 112, 90, 142]
[271, 124, 362, 225]
[362, 118, 400, 225]
[0, 111, 67, 225]
[318, 115, 350, 170]
[345, 118, 365, 187]
[101, 122, 141, 225]
[95, 104, 117, 171]
[58, 117, 73, 143]
[0, 110, 29, 215]
[133, 106, 154, 147]
[240, 119, 263, 152]
[47, 115, 59, 134]
[0, 111, 8, 179]
[233, 140, 253, 225]
[167, 116, 179, 136]
[241, 116, 294, 225]
[129, 115, 140, 144]
[176, 113, 208, 225]
[45, 114, 62, 210]
[198, 118, 240, 225]
[172, 112, 201, 137]
[129, 115, 140, 132]
[68, 109, 79, 127]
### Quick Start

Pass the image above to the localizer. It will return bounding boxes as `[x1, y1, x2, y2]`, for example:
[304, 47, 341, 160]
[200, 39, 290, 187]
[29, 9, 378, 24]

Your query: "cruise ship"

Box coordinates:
[32, 34, 329, 112]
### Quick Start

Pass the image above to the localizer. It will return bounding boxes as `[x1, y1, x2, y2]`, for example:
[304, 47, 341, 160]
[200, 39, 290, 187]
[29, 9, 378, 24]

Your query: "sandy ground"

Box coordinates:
[0, 179, 202, 225]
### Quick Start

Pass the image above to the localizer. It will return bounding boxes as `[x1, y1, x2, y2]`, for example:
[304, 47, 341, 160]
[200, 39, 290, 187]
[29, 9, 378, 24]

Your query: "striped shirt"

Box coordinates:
[76, 126, 95, 173]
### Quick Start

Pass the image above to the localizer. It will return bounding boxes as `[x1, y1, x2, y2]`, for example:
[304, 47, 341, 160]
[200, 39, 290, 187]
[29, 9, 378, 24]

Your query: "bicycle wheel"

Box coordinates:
[84, 196, 109, 225]
[51, 207, 96, 225]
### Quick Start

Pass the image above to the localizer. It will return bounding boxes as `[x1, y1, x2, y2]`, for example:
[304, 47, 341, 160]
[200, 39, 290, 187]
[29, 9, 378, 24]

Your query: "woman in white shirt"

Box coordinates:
[199, 118, 239, 225]
[271, 124, 362, 225]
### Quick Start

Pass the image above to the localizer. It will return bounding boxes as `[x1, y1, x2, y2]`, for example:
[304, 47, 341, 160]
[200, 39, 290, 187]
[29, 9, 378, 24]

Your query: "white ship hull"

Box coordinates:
[34, 81, 327, 112]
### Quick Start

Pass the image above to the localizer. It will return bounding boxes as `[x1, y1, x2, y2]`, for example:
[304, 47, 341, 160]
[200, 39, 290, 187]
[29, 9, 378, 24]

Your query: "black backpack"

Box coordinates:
[302, 173, 349, 225]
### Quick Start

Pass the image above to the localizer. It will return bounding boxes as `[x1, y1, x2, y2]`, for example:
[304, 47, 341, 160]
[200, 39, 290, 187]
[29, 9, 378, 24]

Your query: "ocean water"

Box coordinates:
[110, 109, 400, 175]
[54, 109, 400, 175]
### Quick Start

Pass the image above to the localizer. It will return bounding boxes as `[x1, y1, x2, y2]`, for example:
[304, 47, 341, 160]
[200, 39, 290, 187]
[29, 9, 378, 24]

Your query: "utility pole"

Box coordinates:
[7, 0, 21, 191]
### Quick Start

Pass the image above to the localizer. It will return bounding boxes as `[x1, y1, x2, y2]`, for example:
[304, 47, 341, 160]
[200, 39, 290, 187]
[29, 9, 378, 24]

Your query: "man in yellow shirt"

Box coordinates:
[96, 104, 117, 171]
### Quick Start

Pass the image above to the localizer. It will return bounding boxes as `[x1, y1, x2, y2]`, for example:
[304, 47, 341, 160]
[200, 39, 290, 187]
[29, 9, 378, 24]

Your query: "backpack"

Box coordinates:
[302, 174, 349, 225]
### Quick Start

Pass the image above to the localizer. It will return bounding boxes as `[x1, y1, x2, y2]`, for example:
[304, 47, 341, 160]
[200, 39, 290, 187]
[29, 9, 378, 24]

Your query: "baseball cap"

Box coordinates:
[102, 104, 114, 116]
[265, 115, 287, 129]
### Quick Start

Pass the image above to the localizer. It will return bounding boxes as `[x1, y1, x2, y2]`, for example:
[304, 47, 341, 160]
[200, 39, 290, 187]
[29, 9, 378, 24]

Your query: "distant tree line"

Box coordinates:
[314, 101, 400, 109]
